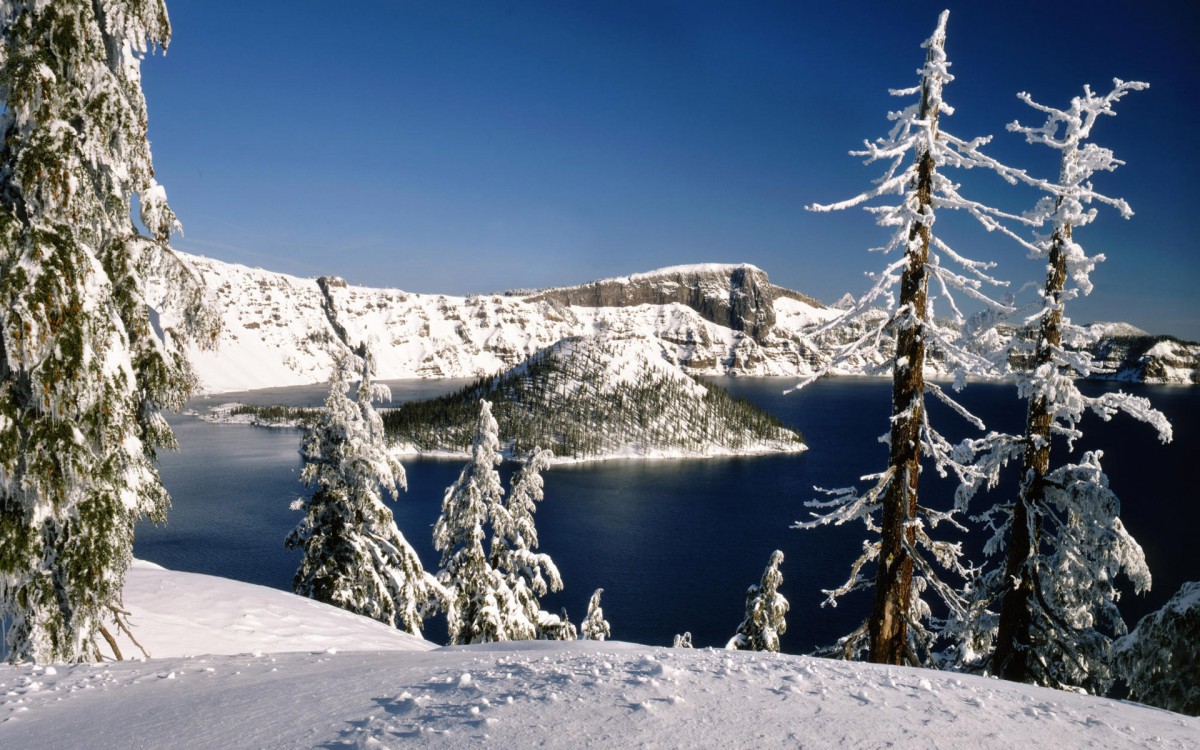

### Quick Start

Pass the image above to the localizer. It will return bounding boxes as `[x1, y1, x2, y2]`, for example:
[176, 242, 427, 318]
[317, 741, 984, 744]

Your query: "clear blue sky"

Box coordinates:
[142, 1, 1200, 340]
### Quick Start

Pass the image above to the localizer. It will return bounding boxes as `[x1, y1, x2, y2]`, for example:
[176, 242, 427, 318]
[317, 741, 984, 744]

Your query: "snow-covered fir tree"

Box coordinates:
[0, 0, 217, 663]
[435, 402, 576, 645]
[727, 550, 788, 652]
[580, 588, 611, 641]
[948, 81, 1170, 693]
[796, 10, 1036, 666]
[1113, 581, 1200, 717]
[286, 348, 444, 636]
[434, 400, 506, 644]
[490, 447, 574, 640]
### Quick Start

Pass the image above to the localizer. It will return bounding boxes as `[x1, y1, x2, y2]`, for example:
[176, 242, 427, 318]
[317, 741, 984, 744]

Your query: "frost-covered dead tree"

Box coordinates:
[490, 447, 575, 640]
[727, 550, 788, 652]
[0, 0, 217, 663]
[1113, 581, 1200, 716]
[952, 81, 1171, 692]
[580, 588, 611, 641]
[796, 10, 1034, 666]
[287, 349, 443, 636]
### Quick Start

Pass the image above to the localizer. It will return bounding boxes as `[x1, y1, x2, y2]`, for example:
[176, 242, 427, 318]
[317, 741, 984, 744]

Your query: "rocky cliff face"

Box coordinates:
[174, 254, 1198, 393]
[528, 264, 820, 344]
[1089, 334, 1200, 384]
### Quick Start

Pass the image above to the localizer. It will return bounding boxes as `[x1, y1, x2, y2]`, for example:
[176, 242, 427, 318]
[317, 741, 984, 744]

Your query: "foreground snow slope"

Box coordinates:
[3, 643, 1195, 749]
[1, 565, 1196, 749]
[112, 560, 433, 658]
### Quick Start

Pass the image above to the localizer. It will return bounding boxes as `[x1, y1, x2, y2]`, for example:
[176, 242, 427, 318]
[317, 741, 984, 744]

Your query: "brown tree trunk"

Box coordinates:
[867, 38, 941, 664]
[993, 209, 1071, 681]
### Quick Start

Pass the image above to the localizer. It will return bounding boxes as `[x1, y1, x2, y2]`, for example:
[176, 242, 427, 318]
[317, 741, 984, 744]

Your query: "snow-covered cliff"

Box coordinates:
[176, 254, 1198, 393]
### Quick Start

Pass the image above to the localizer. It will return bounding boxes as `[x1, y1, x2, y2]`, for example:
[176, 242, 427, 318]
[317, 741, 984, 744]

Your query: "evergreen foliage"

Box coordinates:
[0, 0, 217, 663]
[382, 335, 802, 460]
[580, 588, 611, 641]
[490, 447, 575, 640]
[1113, 581, 1200, 717]
[727, 550, 788, 652]
[286, 350, 444, 636]
[434, 400, 571, 644]
[228, 403, 319, 427]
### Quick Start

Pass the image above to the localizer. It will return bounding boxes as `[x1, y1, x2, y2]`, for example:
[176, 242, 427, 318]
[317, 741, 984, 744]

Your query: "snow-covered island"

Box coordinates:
[202, 334, 806, 463]
[1, 562, 1194, 749]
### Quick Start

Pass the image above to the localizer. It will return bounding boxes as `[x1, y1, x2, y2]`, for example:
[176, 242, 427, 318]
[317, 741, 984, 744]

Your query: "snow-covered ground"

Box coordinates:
[1, 563, 1195, 749]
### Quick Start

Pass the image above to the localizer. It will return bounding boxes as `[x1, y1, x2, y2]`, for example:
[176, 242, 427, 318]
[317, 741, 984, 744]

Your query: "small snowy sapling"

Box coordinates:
[581, 588, 611, 641]
[727, 550, 788, 652]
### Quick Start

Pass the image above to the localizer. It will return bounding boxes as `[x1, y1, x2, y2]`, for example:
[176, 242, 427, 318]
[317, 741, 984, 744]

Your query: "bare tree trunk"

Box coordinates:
[993, 205, 1071, 681]
[867, 39, 941, 664]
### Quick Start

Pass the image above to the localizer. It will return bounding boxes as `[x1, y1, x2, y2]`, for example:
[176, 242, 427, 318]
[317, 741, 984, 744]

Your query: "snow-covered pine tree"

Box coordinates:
[727, 550, 788, 652]
[0, 0, 217, 663]
[490, 447, 573, 639]
[1113, 581, 1200, 716]
[286, 348, 443, 636]
[797, 10, 1035, 666]
[951, 81, 1171, 692]
[434, 399, 512, 645]
[580, 588, 610, 641]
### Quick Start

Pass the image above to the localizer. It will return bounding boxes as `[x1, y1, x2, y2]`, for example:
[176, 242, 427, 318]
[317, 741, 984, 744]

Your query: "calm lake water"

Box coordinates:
[136, 377, 1199, 653]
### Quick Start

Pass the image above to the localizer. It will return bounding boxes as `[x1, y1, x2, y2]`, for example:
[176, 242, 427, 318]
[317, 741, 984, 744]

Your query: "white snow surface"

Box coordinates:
[176, 254, 836, 394]
[174, 254, 1197, 393]
[2, 563, 1196, 749]
[112, 560, 433, 658]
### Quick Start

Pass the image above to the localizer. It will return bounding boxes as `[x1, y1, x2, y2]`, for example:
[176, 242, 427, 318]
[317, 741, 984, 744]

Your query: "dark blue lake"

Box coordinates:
[136, 378, 1199, 653]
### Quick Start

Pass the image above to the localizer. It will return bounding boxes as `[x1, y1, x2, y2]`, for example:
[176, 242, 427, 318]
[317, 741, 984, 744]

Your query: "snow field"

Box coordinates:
[3, 642, 1196, 749]
[2, 564, 1195, 748]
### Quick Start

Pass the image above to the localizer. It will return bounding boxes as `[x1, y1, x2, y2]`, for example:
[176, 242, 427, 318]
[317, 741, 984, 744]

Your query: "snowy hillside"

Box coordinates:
[1, 563, 1195, 749]
[174, 253, 1199, 393]
[174, 255, 850, 392]
[382, 334, 805, 461]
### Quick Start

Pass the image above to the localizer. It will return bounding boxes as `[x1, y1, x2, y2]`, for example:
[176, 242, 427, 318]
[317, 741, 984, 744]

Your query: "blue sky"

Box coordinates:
[142, 1, 1199, 340]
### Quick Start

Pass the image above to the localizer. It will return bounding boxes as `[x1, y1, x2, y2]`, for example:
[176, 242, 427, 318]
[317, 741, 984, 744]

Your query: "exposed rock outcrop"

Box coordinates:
[1089, 335, 1200, 384]
[528, 264, 821, 344]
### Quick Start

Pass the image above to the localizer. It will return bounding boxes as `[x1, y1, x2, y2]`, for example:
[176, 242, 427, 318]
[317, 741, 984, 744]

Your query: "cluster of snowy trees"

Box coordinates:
[287, 361, 609, 646]
[797, 8, 1182, 704]
[431, 399, 576, 643]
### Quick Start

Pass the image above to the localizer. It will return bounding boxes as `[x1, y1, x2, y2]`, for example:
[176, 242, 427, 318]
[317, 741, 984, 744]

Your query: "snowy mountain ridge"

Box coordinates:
[174, 253, 1199, 393]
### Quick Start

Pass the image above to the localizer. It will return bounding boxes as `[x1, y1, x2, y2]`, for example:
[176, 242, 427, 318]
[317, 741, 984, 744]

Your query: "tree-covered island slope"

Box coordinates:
[382, 334, 804, 461]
